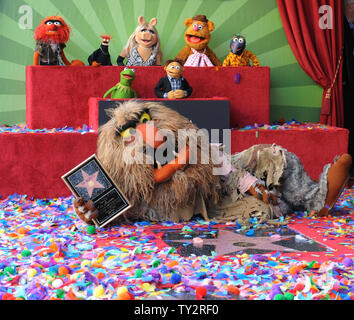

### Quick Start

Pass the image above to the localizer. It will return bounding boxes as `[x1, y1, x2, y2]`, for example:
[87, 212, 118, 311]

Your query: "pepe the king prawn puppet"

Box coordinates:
[73, 101, 351, 226]
[33, 16, 84, 66]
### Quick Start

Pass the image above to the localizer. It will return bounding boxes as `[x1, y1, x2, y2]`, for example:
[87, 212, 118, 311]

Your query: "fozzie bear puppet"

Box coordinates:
[176, 15, 221, 67]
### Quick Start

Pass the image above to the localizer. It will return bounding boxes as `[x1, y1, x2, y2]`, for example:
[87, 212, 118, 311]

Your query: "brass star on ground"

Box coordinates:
[165, 229, 298, 255]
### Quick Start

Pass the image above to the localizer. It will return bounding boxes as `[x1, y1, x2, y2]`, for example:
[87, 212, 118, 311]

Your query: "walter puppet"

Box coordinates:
[117, 16, 162, 66]
[176, 15, 221, 67]
[33, 16, 84, 66]
[223, 35, 260, 67]
[72, 100, 352, 227]
[88, 35, 112, 66]
[154, 59, 193, 99]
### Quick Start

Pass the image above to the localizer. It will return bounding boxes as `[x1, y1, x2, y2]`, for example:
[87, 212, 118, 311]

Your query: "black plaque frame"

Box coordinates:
[61, 154, 131, 228]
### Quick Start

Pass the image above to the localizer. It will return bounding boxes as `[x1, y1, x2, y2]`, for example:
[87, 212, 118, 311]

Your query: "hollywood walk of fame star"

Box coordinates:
[76, 170, 105, 198]
[163, 229, 298, 255]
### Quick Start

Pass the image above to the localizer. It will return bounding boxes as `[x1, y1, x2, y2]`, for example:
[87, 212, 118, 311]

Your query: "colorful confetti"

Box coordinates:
[0, 187, 352, 300]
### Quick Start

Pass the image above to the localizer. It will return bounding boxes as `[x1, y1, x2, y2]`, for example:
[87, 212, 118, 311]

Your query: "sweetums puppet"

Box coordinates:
[72, 101, 352, 226]
[223, 35, 260, 67]
[33, 16, 84, 66]
[117, 16, 162, 66]
[176, 14, 221, 67]
[154, 59, 193, 99]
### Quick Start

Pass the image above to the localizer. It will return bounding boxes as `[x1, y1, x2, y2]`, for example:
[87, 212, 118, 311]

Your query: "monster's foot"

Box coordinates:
[316, 154, 352, 217]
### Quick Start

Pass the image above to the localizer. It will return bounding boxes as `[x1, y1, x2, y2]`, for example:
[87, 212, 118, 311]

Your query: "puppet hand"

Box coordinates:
[73, 197, 99, 224]
[91, 61, 101, 67]
[70, 59, 85, 66]
[248, 184, 278, 206]
[174, 89, 185, 99]
[167, 91, 176, 99]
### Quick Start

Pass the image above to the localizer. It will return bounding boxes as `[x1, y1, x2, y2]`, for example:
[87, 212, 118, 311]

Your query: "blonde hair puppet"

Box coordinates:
[117, 16, 162, 66]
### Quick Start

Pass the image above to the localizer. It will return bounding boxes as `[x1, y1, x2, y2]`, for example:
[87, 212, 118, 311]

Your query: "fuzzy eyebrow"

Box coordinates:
[116, 109, 150, 134]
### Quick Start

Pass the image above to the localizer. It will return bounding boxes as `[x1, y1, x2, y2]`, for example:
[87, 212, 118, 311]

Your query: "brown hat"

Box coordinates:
[192, 15, 208, 23]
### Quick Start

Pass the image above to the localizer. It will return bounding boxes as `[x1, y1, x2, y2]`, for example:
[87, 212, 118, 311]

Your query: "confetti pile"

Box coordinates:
[238, 120, 332, 131]
[0, 124, 95, 134]
[0, 188, 353, 301]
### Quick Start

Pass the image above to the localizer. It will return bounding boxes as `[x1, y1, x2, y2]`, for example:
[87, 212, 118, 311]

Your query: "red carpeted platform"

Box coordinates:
[0, 132, 97, 199]
[26, 66, 270, 129]
[0, 126, 348, 199]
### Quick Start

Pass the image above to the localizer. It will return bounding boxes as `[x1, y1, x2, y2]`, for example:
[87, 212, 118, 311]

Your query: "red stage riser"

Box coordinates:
[0, 132, 97, 199]
[26, 66, 270, 130]
[0, 128, 348, 199]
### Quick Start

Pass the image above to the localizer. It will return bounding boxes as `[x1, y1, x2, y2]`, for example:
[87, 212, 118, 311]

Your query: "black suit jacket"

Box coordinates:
[154, 76, 193, 98]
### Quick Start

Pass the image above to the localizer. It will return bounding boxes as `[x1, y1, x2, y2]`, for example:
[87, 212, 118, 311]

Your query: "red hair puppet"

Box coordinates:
[33, 16, 84, 66]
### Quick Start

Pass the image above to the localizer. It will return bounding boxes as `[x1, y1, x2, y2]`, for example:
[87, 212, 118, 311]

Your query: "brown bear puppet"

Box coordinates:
[73, 101, 351, 226]
[175, 15, 221, 67]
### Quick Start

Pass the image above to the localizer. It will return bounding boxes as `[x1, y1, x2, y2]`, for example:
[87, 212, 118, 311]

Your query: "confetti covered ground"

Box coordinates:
[0, 186, 353, 301]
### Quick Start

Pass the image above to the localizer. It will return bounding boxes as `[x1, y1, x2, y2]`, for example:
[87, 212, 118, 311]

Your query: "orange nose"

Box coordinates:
[135, 122, 165, 149]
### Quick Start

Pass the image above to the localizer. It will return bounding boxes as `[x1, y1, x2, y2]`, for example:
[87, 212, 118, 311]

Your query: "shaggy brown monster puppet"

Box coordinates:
[73, 101, 351, 226]
[175, 15, 221, 66]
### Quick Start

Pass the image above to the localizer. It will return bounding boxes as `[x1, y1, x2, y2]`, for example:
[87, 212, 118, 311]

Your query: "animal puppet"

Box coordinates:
[72, 101, 352, 226]
[88, 35, 112, 66]
[154, 59, 193, 99]
[33, 16, 84, 66]
[175, 14, 221, 67]
[223, 35, 260, 67]
[117, 16, 162, 66]
[103, 67, 137, 99]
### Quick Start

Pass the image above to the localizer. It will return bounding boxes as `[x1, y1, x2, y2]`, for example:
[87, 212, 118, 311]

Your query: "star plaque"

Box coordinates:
[62, 154, 131, 228]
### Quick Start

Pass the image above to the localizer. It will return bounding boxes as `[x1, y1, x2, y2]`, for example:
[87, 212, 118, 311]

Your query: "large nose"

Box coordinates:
[135, 122, 165, 149]
[48, 24, 57, 31]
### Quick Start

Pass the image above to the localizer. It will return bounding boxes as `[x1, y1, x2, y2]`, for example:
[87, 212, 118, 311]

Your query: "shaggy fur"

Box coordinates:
[228, 144, 329, 215]
[97, 101, 221, 222]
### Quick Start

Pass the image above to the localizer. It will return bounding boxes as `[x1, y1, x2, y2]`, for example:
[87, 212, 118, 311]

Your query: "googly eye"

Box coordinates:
[238, 38, 245, 43]
[170, 65, 175, 69]
[54, 21, 61, 26]
[198, 25, 203, 30]
[176, 65, 181, 70]
[124, 67, 128, 70]
[233, 37, 239, 42]
[131, 68, 135, 73]
[120, 127, 136, 139]
[140, 112, 151, 123]
[45, 21, 53, 25]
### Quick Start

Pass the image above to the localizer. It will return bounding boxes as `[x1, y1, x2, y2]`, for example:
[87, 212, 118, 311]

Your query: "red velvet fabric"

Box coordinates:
[231, 127, 349, 180]
[277, 0, 344, 126]
[0, 133, 97, 199]
[0, 127, 348, 198]
[26, 66, 270, 129]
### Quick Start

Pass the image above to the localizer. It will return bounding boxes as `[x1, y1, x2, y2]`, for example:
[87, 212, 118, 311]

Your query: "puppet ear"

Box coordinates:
[149, 17, 157, 26]
[138, 16, 146, 26]
[207, 20, 215, 32]
[184, 18, 193, 27]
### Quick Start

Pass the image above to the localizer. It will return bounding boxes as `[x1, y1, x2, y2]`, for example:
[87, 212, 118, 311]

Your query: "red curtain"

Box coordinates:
[277, 0, 344, 126]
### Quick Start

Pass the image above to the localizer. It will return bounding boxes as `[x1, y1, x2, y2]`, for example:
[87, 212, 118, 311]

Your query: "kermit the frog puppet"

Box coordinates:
[103, 67, 137, 99]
